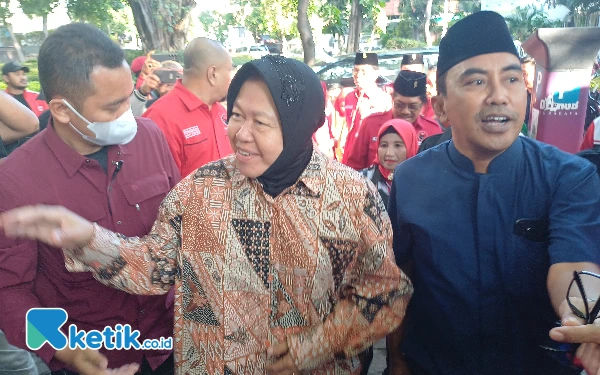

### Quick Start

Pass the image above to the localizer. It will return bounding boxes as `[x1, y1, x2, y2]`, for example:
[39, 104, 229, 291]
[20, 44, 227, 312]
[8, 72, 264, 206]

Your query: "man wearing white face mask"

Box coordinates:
[0, 23, 180, 375]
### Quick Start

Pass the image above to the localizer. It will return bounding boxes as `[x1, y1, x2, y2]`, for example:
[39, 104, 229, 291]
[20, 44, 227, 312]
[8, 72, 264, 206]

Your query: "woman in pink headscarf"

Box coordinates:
[359, 119, 418, 209]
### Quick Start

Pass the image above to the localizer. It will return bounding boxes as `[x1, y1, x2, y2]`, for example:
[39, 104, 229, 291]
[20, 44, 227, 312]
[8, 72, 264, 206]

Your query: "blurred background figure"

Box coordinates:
[340, 52, 391, 164]
[145, 60, 184, 110]
[427, 65, 438, 97]
[0, 91, 39, 161]
[313, 82, 335, 158]
[401, 53, 425, 73]
[345, 70, 441, 171]
[143, 37, 233, 178]
[2, 61, 48, 118]
[131, 55, 161, 95]
[521, 55, 536, 129]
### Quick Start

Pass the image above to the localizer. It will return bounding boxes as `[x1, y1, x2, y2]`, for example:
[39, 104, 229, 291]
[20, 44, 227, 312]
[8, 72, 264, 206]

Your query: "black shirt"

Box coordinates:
[84, 147, 109, 174]
[417, 127, 453, 153]
[11, 93, 31, 110]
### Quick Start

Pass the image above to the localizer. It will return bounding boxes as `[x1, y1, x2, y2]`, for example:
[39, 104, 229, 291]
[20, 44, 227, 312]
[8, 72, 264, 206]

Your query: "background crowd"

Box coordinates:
[0, 9, 598, 375]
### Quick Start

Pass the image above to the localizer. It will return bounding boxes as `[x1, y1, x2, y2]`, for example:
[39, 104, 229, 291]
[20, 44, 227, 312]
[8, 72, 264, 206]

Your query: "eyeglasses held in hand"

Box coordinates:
[540, 270, 600, 371]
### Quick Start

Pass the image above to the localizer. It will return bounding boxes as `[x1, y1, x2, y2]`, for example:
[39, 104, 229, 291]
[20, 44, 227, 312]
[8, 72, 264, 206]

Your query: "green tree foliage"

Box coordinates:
[234, 0, 300, 40]
[66, 0, 131, 44]
[18, 0, 59, 21]
[18, 0, 60, 38]
[198, 11, 237, 43]
[546, 0, 600, 26]
[0, 1, 11, 23]
[505, 5, 562, 41]
[66, 0, 125, 27]
[0, 1, 25, 61]
[395, 0, 444, 41]
[319, 0, 348, 37]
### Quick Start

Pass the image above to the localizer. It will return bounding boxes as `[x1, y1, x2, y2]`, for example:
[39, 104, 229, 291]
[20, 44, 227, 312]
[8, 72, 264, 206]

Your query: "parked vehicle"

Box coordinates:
[249, 45, 270, 59]
[314, 47, 439, 86]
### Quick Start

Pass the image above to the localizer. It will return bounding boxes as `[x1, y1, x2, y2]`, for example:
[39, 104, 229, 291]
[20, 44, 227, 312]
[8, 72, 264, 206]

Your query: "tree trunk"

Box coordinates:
[347, 0, 362, 54]
[42, 15, 48, 39]
[297, 0, 315, 66]
[7, 24, 25, 62]
[424, 0, 433, 47]
[127, 0, 194, 52]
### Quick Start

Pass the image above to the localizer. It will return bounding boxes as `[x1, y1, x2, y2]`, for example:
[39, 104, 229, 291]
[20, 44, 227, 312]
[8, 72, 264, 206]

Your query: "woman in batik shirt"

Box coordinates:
[0, 56, 413, 375]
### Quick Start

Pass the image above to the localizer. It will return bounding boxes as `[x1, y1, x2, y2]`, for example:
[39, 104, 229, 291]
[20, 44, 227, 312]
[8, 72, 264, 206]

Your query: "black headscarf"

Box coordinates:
[227, 55, 326, 197]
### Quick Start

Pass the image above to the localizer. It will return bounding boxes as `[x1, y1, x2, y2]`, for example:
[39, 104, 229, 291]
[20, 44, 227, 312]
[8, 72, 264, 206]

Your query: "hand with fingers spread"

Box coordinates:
[265, 341, 299, 375]
[0, 205, 94, 249]
[55, 347, 139, 375]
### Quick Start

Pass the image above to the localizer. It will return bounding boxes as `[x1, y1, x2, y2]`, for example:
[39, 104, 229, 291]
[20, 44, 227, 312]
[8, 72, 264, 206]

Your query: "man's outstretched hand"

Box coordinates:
[0, 205, 94, 248]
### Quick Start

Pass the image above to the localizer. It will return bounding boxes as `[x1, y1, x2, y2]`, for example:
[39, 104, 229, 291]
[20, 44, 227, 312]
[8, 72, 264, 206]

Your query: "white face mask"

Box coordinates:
[62, 99, 138, 146]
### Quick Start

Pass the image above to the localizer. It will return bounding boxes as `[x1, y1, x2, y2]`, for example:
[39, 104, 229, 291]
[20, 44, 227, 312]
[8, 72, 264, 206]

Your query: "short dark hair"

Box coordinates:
[437, 72, 448, 96]
[38, 23, 125, 107]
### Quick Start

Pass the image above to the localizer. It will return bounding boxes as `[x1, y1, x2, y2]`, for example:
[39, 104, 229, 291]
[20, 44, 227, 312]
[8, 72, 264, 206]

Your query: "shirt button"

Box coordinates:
[85, 159, 90, 163]
[117, 221, 122, 225]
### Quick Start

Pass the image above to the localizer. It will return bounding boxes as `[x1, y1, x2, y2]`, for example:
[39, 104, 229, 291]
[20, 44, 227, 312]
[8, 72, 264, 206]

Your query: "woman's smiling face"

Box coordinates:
[378, 132, 407, 171]
[227, 77, 283, 178]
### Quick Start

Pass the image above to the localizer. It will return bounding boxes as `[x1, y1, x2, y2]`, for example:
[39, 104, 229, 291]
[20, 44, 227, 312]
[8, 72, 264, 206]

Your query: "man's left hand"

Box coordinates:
[265, 341, 300, 375]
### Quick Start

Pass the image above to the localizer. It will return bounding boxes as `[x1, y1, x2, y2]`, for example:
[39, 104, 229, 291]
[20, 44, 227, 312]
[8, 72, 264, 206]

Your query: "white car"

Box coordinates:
[249, 45, 270, 59]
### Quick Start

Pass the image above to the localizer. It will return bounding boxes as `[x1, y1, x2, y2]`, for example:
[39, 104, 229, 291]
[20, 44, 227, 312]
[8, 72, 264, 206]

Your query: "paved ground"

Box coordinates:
[368, 339, 387, 375]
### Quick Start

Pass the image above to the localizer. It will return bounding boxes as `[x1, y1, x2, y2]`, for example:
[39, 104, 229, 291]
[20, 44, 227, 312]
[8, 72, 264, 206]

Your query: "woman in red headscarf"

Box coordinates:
[357, 118, 417, 375]
[359, 119, 418, 209]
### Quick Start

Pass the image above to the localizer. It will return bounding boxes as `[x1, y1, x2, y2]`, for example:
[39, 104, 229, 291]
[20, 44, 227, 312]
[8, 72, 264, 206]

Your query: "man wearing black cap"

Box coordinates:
[401, 53, 437, 120]
[401, 53, 425, 73]
[2, 61, 48, 117]
[340, 52, 391, 164]
[388, 11, 600, 375]
[345, 70, 441, 170]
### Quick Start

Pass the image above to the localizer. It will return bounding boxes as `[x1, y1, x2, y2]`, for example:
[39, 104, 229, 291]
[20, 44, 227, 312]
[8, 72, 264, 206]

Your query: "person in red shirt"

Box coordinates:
[581, 117, 599, 151]
[340, 53, 391, 164]
[2, 61, 48, 117]
[399, 54, 436, 121]
[144, 37, 234, 178]
[346, 70, 442, 170]
[0, 23, 178, 375]
[131, 55, 147, 88]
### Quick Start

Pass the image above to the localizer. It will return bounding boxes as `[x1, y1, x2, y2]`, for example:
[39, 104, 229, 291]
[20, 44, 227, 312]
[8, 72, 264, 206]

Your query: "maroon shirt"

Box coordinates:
[0, 118, 181, 371]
